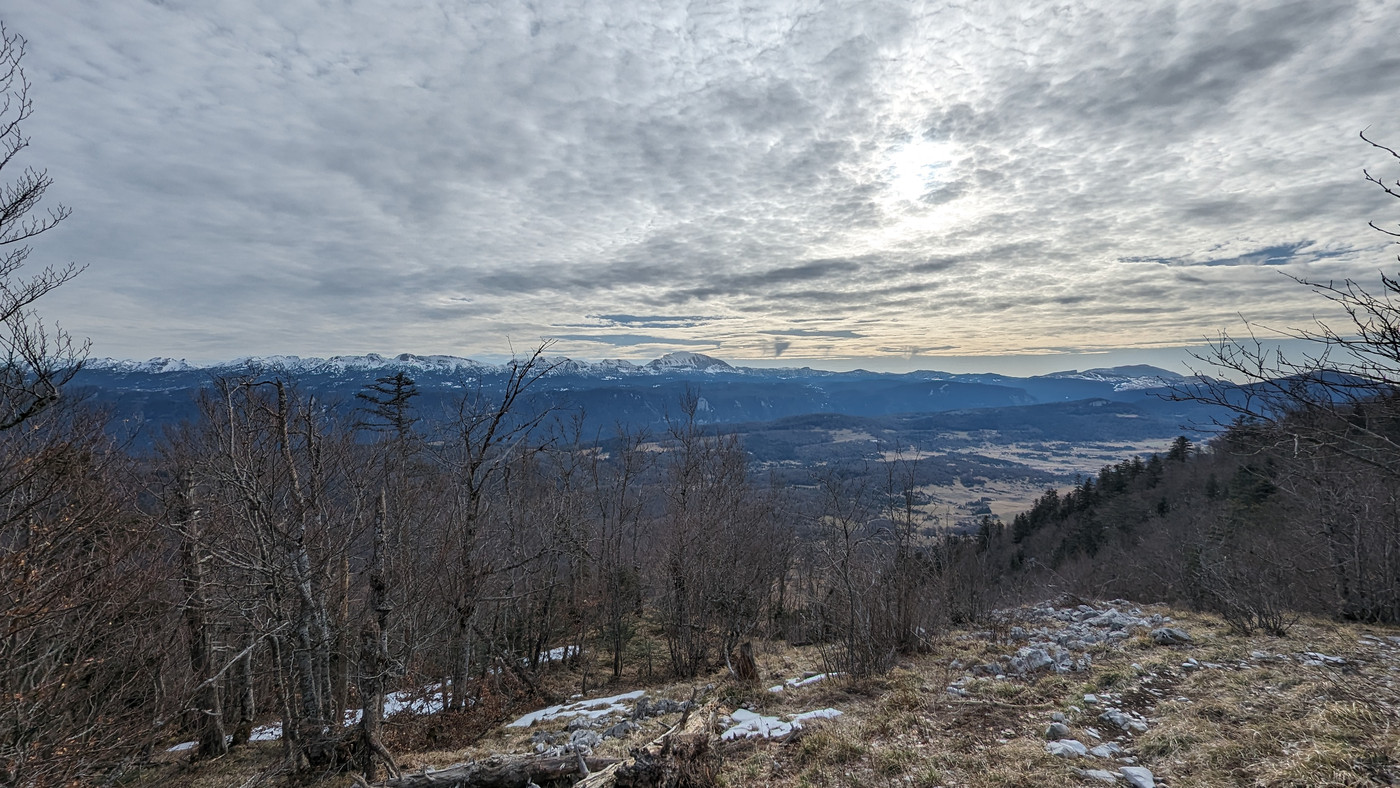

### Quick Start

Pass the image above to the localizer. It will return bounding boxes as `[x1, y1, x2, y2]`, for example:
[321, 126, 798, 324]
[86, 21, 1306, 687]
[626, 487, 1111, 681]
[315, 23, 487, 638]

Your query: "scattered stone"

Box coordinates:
[1051, 712, 1066, 723]
[1097, 709, 1150, 734]
[1080, 768, 1120, 783]
[1045, 722, 1073, 740]
[631, 696, 689, 719]
[1151, 627, 1193, 645]
[1089, 742, 1122, 758]
[1099, 710, 1131, 730]
[1120, 765, 1155, 788]
[569, 729, 601, 750]
[1045, 739, 1088, 758]
[603, 721, 635, 739]
[1084, 693, 1100, 705]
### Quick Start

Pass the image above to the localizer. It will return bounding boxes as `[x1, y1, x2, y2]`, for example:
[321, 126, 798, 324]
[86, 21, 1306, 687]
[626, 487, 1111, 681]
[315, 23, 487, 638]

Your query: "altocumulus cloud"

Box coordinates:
[4, 0, 1398, 367]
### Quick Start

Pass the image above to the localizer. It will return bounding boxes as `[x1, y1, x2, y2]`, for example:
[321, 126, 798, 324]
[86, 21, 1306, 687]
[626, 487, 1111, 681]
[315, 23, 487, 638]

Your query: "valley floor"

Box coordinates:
[136, 603, 1400, 788]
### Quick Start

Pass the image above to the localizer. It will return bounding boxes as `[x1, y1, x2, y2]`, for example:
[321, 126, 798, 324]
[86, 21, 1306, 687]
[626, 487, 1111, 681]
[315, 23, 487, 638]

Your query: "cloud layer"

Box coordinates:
[6, 0, 1398, 368]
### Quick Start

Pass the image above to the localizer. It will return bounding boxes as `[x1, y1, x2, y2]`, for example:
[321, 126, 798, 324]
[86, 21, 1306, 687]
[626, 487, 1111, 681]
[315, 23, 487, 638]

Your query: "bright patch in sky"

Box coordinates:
[887, 139, 957, 203]
[3, 0, 1397, 371]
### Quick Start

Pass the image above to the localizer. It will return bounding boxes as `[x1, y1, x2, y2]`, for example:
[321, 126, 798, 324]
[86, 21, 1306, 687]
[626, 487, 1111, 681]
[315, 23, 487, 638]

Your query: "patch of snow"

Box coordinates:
[720, 708, 842, 740]
[250, 723, 281, 742]
[537, 645, 580, 663]
[507, 690, 646, 728]
[767, 672, 838, 693]
[791, 708, 843, 724]
[168, 683, 452, 750]
[384, 686, 447, 716]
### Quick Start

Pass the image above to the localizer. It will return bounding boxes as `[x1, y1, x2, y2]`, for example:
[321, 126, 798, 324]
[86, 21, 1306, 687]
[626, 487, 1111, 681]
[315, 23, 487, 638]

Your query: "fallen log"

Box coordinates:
[575, 701, 717, 788]
[378, 755, 620, 788]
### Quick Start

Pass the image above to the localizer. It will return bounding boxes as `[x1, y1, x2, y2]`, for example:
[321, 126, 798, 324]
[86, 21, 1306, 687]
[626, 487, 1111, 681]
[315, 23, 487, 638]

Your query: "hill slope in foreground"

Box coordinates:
[136, 602, 1400, 788]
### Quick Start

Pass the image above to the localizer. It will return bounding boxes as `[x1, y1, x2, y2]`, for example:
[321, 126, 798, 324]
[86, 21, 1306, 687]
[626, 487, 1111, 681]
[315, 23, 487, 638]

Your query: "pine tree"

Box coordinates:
[356, 372, 420, 440]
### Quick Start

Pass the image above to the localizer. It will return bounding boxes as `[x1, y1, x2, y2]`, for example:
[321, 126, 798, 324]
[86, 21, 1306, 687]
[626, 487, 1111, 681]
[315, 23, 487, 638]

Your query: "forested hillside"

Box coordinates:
[3, 348, 1004, 784]
[994, 417, 1400, 632]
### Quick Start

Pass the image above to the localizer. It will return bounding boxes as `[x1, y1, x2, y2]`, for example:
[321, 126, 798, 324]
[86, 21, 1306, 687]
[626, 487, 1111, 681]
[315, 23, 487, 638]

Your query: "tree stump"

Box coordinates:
[733, 642, 759, 684]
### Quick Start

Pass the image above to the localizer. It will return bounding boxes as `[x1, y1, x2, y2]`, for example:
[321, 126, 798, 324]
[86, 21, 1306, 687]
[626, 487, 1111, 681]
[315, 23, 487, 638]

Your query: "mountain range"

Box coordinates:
[70, 351, 1221, 453]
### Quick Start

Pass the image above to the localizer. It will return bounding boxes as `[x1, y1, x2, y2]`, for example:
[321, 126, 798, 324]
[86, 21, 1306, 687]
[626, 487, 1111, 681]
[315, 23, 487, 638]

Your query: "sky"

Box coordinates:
[3, 0, 1399, 375]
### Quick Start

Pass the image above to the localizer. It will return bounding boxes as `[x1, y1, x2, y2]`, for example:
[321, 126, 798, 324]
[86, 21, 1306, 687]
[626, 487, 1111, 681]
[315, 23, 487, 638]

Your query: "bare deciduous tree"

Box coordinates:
[0, 24, 86, 431]
[433, 345, 557, 709]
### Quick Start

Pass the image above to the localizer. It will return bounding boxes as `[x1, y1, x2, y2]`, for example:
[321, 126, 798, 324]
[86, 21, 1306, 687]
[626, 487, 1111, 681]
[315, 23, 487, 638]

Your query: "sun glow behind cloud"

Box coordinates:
[886, 138, 958, 203]
[4, 0, 1398, 371]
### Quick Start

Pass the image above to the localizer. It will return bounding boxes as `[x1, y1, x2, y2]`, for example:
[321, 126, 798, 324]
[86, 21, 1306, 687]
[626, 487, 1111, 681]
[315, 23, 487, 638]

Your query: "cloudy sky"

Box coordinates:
[4, 0, 1398, 373]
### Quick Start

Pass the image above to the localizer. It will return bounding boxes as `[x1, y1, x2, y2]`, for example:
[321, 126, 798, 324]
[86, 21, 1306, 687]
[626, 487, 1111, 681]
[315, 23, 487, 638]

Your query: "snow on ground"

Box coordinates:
[720, 708, 842, 740]
[767, 672, 838, 693]
[168, 686, 450, 751]
[250, 724, 281, 742]
[169, 674, 822, 752]
[507, 690, 647, 728]
[537, 645, 579, 663]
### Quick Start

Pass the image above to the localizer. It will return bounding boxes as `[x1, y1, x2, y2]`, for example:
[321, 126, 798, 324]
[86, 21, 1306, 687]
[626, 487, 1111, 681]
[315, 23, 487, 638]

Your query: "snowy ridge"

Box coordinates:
[82, 355, 1194, 390]
[644, 351, 735, 372]
[84, 357, 199, 374]
[84, 351, 749, 378]
[1036, 365, 1184, 391]
[216, 353, 493, 375]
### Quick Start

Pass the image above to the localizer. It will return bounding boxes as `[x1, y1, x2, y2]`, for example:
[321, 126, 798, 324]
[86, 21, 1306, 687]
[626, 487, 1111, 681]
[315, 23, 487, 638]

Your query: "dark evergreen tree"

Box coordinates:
[356, 372, 420, 440]
[1167, 435, 1192, 462]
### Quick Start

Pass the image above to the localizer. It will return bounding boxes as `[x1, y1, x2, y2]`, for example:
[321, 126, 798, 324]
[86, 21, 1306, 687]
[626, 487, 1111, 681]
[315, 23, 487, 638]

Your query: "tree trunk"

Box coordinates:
[332, 551, 352, 725]
[359, 490, 399, 781]
[383, 756, 619, 788]
[176, 471, 227, 760]
[228, 639, 255, 747]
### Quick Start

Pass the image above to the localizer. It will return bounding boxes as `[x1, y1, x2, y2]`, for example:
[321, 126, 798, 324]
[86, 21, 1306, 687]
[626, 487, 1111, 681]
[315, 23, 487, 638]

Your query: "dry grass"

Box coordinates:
[126, 606, 1400, 788]
[711, 607, 1400, 788]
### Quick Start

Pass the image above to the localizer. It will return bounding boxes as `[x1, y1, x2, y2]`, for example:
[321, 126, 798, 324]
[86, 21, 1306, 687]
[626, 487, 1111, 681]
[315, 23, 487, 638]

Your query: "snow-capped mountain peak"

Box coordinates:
[644, 352, 735, 372]
[83, 357, 198, 374]
[81, 352, 743, 378]
[1037, 365, 1185, 391]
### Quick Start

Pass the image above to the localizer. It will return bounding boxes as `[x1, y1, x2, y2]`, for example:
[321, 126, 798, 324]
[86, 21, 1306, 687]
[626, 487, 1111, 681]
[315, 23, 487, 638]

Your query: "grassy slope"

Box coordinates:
[133, 605, 1400, 788]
